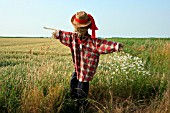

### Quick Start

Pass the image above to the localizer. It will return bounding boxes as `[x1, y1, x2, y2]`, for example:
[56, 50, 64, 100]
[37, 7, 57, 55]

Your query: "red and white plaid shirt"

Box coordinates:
[55, 30, 119, 82]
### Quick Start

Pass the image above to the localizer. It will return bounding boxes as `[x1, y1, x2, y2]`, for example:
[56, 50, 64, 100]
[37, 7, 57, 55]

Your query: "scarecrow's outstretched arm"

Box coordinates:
[52, 30, 73, 48]
[94, 38, 122, 54]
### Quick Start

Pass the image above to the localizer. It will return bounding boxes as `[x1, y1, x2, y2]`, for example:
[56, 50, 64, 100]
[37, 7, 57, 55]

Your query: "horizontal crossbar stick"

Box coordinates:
[43, 27, 57, 31]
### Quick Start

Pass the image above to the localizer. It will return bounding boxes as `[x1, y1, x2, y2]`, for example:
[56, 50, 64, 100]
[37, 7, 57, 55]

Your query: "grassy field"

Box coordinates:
[0, 37, 170, 113]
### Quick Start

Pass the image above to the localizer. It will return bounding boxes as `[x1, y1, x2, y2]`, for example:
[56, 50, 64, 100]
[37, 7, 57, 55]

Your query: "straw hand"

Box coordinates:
[118, 43, 124, 52]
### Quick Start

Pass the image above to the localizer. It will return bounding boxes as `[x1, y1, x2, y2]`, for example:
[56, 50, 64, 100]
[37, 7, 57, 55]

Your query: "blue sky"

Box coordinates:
[0, 0, 170, 37]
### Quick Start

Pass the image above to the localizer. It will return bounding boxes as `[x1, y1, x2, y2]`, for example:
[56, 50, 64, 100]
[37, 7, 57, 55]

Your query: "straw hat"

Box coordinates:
[71, 11, 98, 38]
[71, 11, 91, 27]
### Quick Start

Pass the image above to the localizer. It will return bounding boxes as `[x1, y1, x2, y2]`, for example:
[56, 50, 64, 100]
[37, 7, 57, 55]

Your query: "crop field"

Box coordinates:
[0, 37, 170, 113]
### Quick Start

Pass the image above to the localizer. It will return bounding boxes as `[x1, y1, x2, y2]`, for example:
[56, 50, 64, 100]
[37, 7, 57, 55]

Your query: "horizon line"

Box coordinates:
[0, 36, 170, 38]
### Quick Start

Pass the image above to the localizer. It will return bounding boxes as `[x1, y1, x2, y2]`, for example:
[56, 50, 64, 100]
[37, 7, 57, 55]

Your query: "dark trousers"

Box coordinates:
[70, 72, 89, 99]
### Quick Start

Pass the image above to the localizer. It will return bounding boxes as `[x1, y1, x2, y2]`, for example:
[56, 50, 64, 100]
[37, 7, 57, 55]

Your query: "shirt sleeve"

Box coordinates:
[93, 38, 119, 54]
[54, 30, 73, 47]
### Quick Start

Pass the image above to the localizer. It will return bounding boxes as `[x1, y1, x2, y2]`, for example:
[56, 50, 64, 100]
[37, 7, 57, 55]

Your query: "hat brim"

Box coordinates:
[71, 14, 91, 27]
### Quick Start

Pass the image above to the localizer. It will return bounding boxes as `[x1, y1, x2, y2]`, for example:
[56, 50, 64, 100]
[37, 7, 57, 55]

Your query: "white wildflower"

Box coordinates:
[115, 69, 119, 72]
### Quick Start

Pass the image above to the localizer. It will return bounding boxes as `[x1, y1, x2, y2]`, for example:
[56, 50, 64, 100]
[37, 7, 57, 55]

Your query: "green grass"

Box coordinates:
[0, 38, 169, 113]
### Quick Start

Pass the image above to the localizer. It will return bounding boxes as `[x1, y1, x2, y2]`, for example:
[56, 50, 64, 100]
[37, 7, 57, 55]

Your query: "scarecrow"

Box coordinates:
[52, 11, 123, 110]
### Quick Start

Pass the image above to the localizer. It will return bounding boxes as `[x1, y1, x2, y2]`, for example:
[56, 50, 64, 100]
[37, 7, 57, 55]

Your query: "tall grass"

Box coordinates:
[0, 38, 169, 113]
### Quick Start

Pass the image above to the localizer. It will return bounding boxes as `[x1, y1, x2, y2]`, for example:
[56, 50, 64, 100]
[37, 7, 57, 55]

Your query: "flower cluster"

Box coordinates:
[98, 52, 151, 80]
